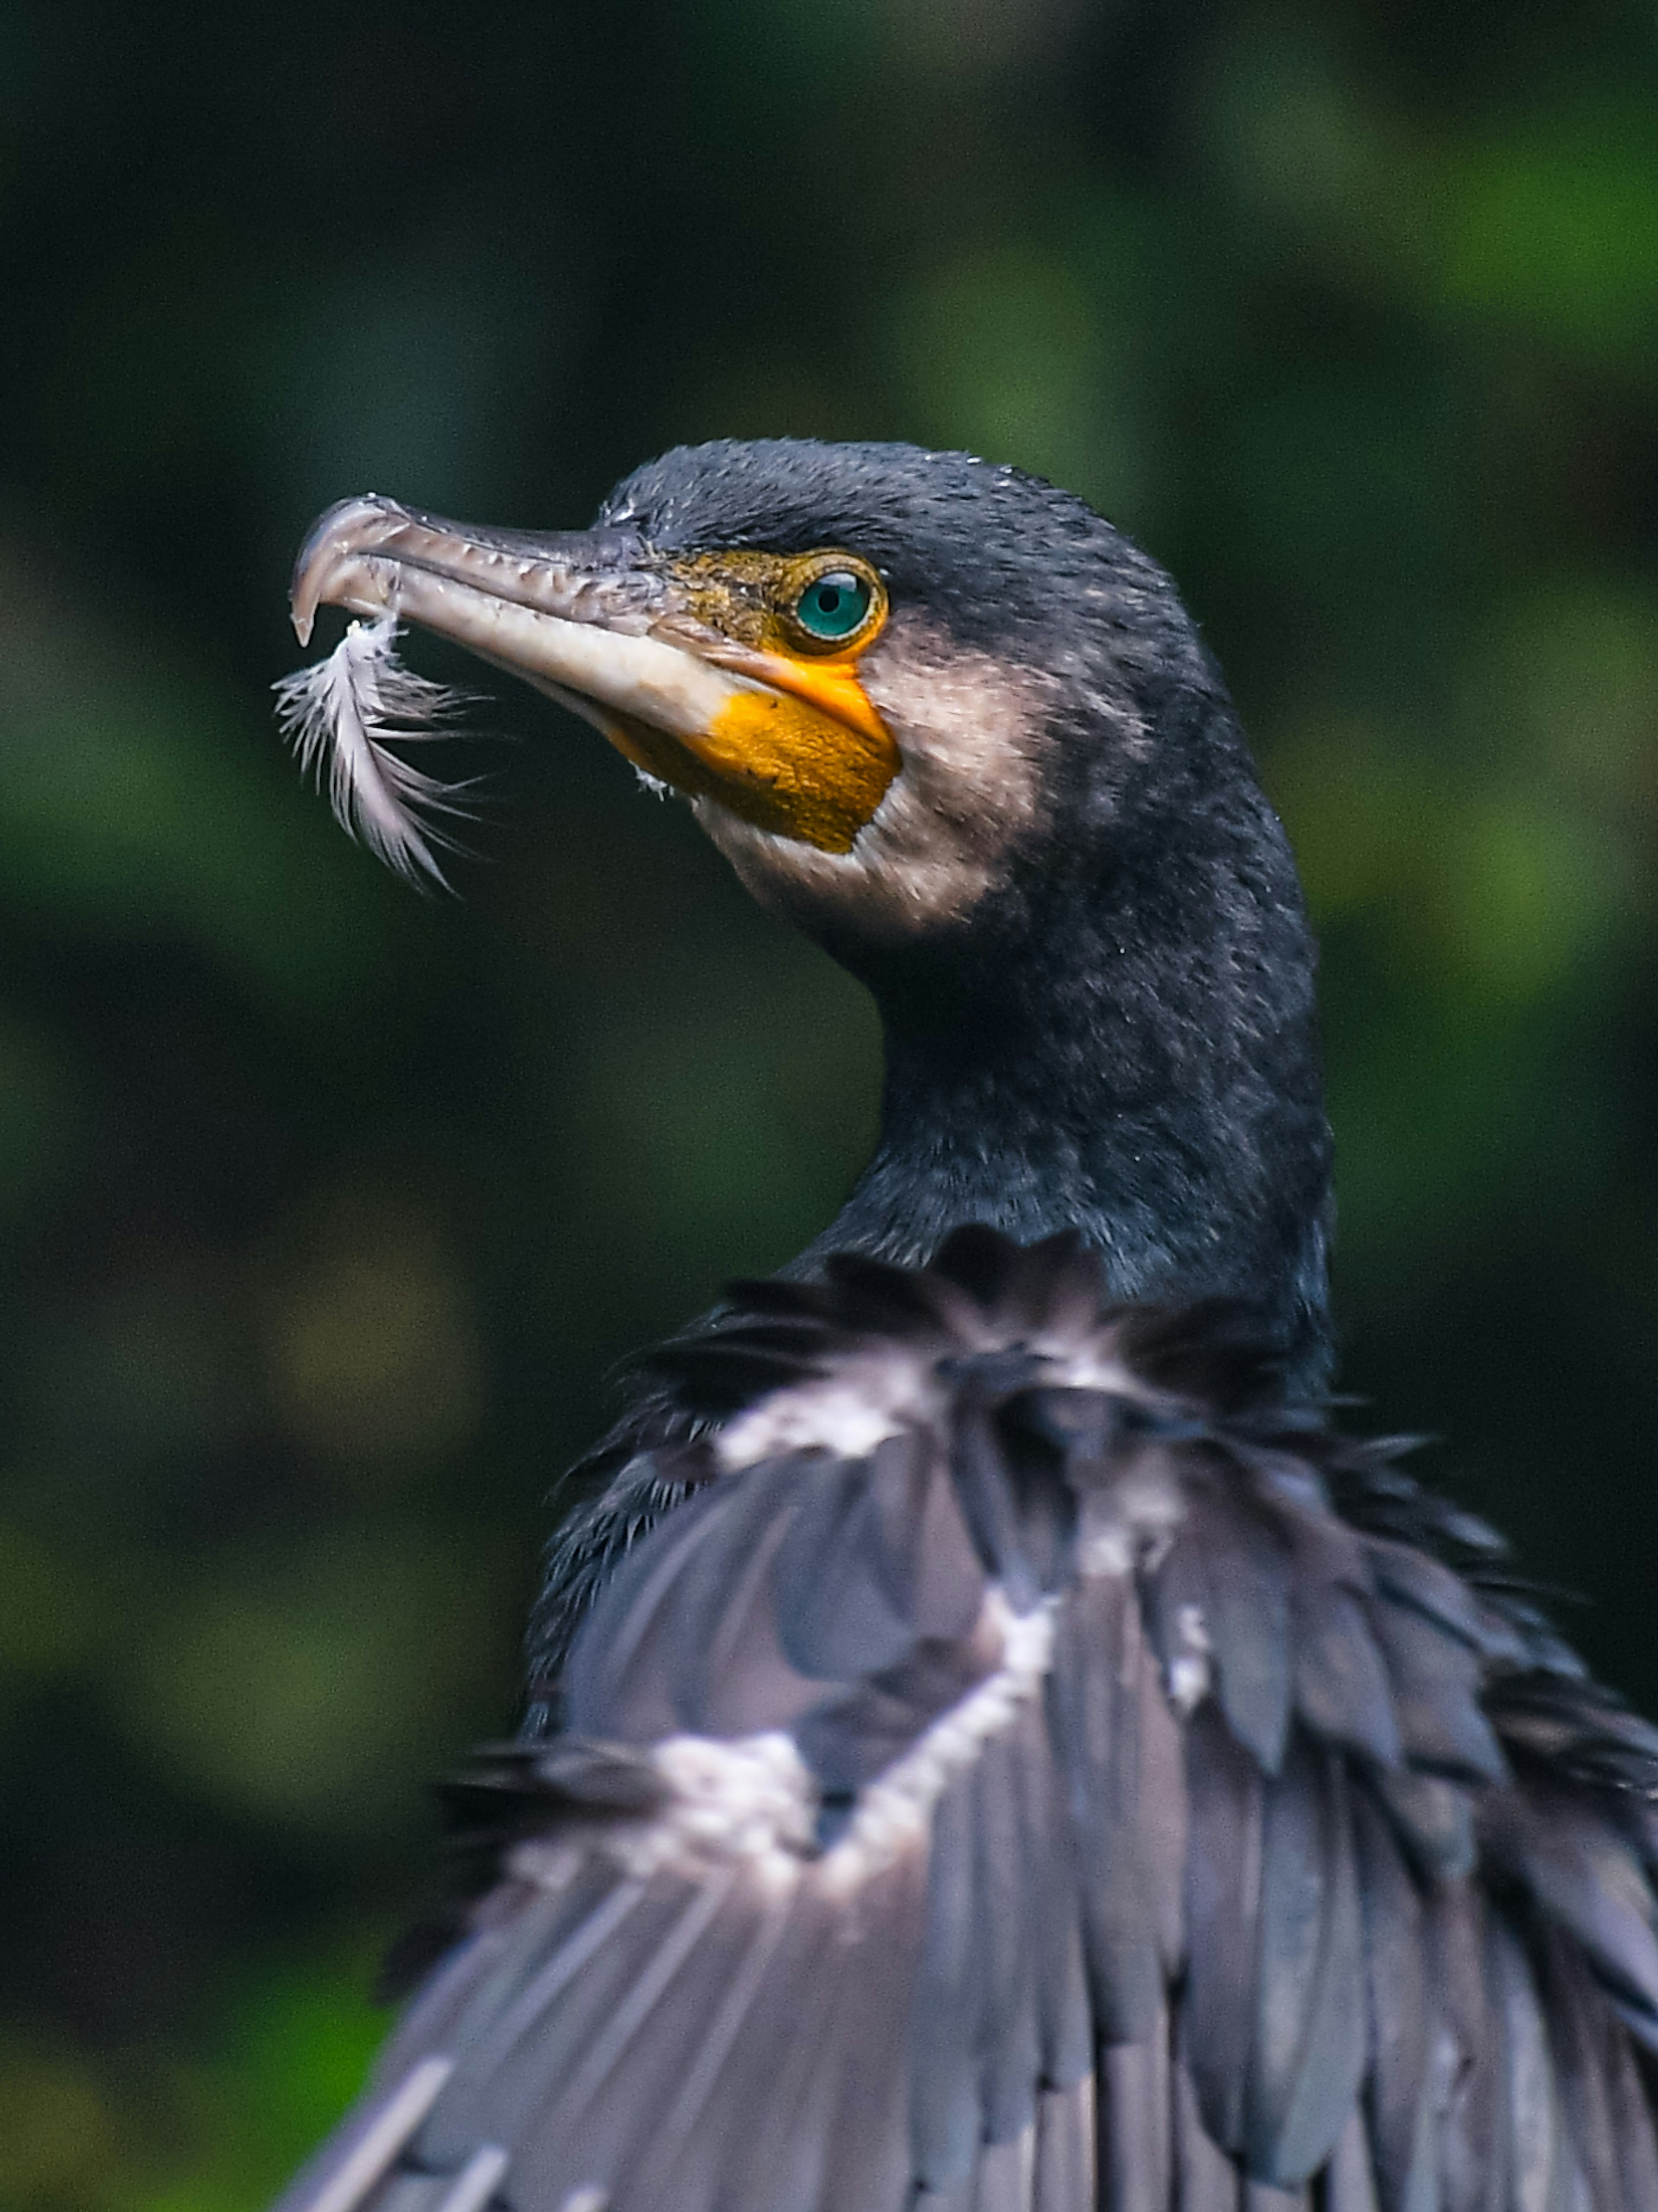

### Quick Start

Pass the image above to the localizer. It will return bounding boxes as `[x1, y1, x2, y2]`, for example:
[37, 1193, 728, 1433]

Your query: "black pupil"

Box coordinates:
[801, 570, 868, 636]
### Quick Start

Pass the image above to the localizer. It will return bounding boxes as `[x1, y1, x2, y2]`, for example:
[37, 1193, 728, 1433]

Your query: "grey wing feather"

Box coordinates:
[272, 1236, 1658, 2212]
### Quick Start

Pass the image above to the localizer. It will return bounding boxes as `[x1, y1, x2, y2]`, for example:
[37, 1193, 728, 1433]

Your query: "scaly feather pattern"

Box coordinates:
[273, 613, 474, 887]
[272, 1233, 1658, 2212]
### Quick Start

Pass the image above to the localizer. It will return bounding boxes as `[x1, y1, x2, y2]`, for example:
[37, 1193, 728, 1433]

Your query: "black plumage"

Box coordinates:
[273, 1236, 1658, 2212]
[271, 440, 1658, 2212]
[522, 444, 1332, 1718]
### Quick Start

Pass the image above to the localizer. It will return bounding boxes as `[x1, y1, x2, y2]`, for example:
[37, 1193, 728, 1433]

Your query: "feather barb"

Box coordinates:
[274, 614, 476, 889]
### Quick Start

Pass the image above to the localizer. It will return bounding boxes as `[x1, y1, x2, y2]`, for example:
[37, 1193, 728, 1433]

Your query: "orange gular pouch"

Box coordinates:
[598, 679, 900, 855]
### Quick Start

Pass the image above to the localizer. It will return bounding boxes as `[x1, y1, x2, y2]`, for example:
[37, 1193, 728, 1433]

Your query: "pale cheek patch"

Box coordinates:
[274, 613, 475, 889]
[696, 622, 1058, 938]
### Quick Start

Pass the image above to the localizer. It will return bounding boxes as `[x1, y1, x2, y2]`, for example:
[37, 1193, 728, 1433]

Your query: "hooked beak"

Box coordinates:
[292, 495, 758, 752]
[289, 496, 898, 854]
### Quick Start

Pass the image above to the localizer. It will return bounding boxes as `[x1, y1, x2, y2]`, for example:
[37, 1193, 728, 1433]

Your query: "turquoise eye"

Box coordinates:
[794, 569, 873, 642]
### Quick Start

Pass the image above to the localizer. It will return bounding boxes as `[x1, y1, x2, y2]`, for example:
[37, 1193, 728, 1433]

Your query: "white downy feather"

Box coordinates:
[273, 614, 475, 889]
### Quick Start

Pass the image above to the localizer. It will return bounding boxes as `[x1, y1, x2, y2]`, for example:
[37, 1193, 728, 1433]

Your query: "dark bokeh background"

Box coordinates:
[3, 0, 1658, 2201]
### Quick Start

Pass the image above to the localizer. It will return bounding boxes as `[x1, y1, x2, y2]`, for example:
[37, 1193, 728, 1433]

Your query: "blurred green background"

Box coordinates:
[3, 0, 1658, 2202]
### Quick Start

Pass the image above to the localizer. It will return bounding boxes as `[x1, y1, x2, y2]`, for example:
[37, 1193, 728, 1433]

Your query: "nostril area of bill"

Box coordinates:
[290, 505, 668, 652]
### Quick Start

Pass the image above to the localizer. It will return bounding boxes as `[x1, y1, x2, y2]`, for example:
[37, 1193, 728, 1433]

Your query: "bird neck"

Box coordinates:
[797, 753, 1335, 1395]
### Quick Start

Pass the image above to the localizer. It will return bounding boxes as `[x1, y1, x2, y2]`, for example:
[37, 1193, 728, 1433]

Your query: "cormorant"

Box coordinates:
[269, 442, 1658, 2212]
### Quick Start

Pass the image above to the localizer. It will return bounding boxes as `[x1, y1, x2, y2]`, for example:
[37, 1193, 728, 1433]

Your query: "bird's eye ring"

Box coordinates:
[785, 562, 880, 650]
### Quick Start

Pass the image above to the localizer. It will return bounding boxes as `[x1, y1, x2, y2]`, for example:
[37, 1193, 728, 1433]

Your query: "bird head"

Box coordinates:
[288, 438, 1227, 975]
[288, 439, 1331, 1382]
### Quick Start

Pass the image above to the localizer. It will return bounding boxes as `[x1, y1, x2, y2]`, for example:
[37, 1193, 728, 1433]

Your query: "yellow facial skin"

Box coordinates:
[289, 498, 902, 858]
[623, 549, 899, 854]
